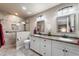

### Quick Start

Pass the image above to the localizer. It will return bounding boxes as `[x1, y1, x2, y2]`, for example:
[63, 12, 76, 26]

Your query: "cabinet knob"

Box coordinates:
[44, 40, 46, 41]
[65, 50, 68, 52]
[44, 45, 46, 47]
[63, 49, 65, 52]
[17, 38, 20, 41]
[44, 52, 46, 54]
[63, 49, 68, 52]
[33, 40, 35, 42]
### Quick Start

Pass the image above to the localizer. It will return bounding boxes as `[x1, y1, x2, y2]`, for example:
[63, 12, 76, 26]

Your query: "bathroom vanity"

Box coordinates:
[29, 4, 79, 56]
[30, 34, 79, 56]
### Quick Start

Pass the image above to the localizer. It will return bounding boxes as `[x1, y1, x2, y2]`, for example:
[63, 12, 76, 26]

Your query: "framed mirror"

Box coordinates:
[11, 24, 18, 31]
[57, 14, 75, 33]
[37, 21, 45, 33]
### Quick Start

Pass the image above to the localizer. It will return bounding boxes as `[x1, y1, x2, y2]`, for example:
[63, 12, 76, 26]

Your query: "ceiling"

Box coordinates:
[0, 3, 60, 18]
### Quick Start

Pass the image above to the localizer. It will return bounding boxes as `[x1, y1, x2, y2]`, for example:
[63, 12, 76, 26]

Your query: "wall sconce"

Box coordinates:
[37, 15, 46, 21]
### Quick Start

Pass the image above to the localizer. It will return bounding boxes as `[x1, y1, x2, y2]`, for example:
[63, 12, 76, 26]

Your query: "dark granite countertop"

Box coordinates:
[31, 34, 79, 45]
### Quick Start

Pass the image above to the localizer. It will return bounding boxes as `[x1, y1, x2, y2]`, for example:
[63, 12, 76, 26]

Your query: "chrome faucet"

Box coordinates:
[63, 34, 68, 38]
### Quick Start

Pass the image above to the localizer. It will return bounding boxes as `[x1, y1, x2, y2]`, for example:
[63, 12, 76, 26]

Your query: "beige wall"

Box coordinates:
[26, 3, 79, 37]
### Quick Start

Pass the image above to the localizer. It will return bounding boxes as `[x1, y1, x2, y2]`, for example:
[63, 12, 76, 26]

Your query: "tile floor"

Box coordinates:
[0, 46, 39, 56]
[0, 46, 16, 56]
[17, 46, 40, 56]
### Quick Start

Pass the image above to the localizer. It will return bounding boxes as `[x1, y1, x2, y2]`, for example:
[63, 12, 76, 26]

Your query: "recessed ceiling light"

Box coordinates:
[22, 6, 26, 10]
[15, 13, 18, 15]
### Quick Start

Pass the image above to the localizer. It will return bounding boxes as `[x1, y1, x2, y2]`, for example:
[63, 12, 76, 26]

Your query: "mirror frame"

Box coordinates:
[56, 14, 76, 33]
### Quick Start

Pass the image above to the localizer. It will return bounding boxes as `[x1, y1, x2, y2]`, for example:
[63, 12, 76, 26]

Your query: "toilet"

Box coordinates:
[24, 39, 30, 49]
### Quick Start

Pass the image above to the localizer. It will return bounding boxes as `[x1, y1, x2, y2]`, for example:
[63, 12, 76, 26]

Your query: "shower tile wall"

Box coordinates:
[0, 12, 25, 48]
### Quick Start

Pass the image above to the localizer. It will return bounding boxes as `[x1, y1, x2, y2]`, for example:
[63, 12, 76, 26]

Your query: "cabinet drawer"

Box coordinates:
[41, 49, 51, 56]
[42, 39, 51, 44]
[52, 48, 64, 56]
[40, 39, 52, 56]
[41, 44, 47, 52]
[40, 49, 46, 55]
[67, 52, 79, 56]
[65, 43, 79, 54]
[52, 40, 66, 49]
[42, 52, 48, 56]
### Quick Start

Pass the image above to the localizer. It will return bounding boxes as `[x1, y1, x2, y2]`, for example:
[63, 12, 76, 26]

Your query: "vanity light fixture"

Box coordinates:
[37, 15, 46, 21]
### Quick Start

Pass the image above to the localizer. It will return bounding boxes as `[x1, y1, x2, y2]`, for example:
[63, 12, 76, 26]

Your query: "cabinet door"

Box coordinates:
[40, 39, 52, 56]
[30, 36, 41, 53]
[51, 40, 65, 56]
[64, 43, 79, 56]
[52, 48, 64, 56]
[66, 51, 79, 56]
[30, 36, 35, 50]
[64, 49, 79, 56]
[34, 37, 41, 53]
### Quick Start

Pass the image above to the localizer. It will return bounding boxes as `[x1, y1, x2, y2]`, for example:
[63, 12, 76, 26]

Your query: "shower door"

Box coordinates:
[5, 31, 16, 48]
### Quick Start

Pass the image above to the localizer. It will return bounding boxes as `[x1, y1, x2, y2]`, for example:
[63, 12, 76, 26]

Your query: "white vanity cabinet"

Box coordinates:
[30, 36, 35, 50]
[40, 38, 52, 56]
[30, 36, 41, 53]
[34, 37, 41, 53]
[30, 35, 79, 56]
[30, 36, 52, 56]
[52, 40, 79, 56]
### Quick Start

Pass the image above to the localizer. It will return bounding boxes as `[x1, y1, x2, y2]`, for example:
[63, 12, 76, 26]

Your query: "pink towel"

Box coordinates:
[0, 24, 5, 47]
